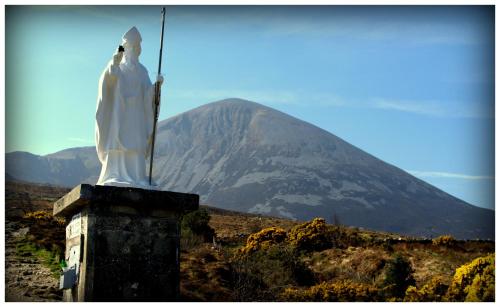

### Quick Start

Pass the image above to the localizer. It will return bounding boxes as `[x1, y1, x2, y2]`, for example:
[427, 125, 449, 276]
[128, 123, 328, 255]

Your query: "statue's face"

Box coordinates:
[133, 44, 142, 57]
[125, 43, 141, 58]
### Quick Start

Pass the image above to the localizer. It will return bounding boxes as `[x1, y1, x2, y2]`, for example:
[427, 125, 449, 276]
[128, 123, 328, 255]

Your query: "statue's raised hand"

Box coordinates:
[156, 74, 164, 87]
[112, 50, 124, 66]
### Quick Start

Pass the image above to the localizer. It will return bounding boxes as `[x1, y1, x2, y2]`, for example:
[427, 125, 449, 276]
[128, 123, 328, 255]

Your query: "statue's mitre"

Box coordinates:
[122, 26, 142, 45]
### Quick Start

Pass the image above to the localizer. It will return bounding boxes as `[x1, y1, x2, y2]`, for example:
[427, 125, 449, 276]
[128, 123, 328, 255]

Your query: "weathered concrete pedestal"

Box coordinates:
[53, 184, 199, 302]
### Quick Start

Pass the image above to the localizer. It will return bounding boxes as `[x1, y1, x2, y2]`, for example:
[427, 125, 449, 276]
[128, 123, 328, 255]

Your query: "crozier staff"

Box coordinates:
[149, 7, 167, 185]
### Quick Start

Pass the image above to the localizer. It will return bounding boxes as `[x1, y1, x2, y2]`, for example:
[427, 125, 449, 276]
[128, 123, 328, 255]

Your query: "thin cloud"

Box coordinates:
[373, 99, 444, 116]
[261, 13, 488, 46]
[372, 98, 492, 119]
[171, 7, 488, 46]
[67, 137, 93, 144]
[408, 170, 494, 180]
[169, 89, 491, 119]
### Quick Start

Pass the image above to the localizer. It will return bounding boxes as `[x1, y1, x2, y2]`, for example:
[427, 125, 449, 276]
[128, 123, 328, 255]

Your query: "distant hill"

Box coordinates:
[5, 98, 494, 239]
[6, 147, 100, 187]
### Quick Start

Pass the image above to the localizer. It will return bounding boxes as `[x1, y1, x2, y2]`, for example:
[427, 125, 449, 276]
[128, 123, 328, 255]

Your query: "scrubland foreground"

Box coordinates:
[4, 181, 495, 302]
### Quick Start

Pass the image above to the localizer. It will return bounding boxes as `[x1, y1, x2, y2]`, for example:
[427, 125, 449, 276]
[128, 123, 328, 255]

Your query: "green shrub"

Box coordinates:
[231, 261, 271, 301]
[281, 280, 380, 302]
[264, 245, 315, 287]
[287, 218, 332, 252]
[382, 253, 415, 298]
[446, 253, 494, 302]
[330, 225, 362, 249]
[181, 208, 215, 242]
[231, 244, 315, 301]
[180, 229, 205, 251]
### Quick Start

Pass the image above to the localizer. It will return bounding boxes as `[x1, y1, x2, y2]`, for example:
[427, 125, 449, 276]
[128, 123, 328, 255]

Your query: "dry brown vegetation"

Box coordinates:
[4, 181, 495, 302]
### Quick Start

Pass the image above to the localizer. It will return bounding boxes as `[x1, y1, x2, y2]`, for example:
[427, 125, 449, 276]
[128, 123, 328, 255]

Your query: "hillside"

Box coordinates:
[5, 98, 495, 239]
[4, 181, 494, 302]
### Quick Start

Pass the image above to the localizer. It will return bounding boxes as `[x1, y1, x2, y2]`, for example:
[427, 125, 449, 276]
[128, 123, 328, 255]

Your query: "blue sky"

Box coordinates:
[5, 5, 494, 209]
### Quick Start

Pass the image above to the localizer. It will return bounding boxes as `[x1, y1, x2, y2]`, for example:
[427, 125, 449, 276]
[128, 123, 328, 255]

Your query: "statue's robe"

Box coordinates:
[95, 59, 155, 187]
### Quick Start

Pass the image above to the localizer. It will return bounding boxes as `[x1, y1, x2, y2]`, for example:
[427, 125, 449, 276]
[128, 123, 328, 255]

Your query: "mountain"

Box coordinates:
[6, 148, 99, 187]
[5, 98, 494, 239]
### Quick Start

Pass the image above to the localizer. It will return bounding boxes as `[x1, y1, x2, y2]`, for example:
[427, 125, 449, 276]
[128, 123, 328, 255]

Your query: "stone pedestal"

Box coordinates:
[53, 184, 199, 302]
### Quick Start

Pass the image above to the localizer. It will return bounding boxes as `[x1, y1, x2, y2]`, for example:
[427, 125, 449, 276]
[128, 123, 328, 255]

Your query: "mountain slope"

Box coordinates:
[5, 98, 494, 239]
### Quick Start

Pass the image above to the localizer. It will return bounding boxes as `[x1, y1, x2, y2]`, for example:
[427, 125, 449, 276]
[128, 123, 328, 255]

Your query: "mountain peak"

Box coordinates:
[5, 99, 494, 239]
[192, 97, 270, 114]
[208, 97, 263, 106]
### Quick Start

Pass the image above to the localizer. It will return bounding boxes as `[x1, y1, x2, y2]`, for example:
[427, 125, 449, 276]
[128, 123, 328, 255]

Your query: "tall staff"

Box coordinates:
[149, 7, 166, 186]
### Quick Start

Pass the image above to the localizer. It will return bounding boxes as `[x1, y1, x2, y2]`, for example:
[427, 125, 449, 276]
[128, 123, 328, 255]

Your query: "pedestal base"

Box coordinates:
[53, 184, 199, 302]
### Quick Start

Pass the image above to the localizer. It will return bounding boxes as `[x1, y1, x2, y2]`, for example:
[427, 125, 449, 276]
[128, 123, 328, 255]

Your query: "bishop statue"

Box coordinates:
[95, 26, 164, 188]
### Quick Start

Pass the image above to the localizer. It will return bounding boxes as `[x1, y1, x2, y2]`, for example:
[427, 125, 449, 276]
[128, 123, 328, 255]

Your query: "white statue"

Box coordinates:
[95, 26, 163, 188]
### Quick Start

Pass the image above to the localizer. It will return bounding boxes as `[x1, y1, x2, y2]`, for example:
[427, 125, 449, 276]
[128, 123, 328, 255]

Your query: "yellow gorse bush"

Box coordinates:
[239, 226, 287, 254]
[281, 280, 379, 302]
[404, 277, 449, 302]
[446, 253, 495, 302]
[239, 218, 333, 255]
[24, 210, 65, 226]
[24, 210, 52, 220]
[432, 235, 456, 246]
[287, 218, 331, 251]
